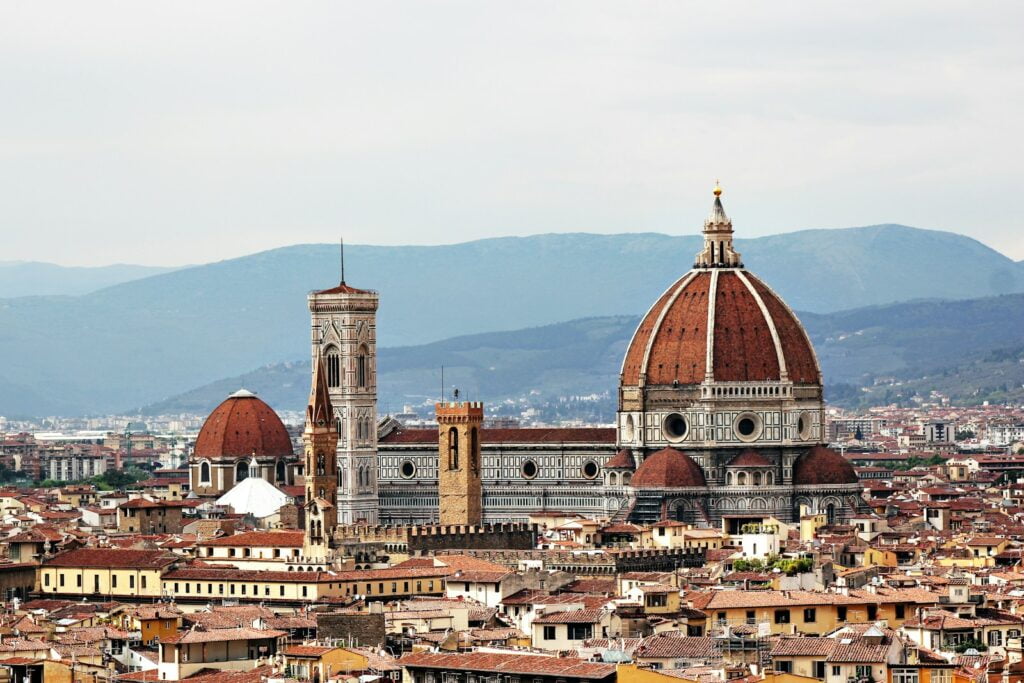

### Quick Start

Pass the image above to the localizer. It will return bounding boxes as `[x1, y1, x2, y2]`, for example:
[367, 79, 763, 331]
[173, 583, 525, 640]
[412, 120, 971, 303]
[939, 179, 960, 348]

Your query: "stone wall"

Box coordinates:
[407, 523, 536, 554]
[316, 611, 386, 648]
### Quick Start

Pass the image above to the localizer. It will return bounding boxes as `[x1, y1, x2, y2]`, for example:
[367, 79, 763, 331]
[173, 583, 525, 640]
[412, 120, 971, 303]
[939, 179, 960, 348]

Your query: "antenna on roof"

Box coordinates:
[339, 237, 346, 285]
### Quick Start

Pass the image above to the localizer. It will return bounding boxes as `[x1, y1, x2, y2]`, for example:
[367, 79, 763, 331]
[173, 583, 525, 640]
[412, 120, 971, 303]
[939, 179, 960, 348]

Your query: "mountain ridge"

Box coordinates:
[142, 292, 1024, 418]
[1, 224, 1022, 416]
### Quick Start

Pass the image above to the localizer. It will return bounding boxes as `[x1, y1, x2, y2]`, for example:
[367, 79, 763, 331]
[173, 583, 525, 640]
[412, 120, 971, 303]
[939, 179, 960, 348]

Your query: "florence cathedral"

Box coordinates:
[189, 186, 863, 537]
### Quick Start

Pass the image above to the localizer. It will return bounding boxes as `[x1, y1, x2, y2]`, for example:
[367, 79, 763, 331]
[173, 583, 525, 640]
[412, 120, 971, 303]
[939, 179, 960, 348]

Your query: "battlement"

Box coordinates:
[435, 401, 484, 422]
[330, 522, 537, 552]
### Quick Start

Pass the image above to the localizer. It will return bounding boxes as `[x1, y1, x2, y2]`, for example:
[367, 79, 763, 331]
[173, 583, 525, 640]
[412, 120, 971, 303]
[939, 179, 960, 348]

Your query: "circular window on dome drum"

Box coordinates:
[663, 413, 689, 442]
[733, 412, 763, 442]
[797, 412, 813, 440]
[582, 461, 599, 479]
[400, 460, 416, 479]
[521, 460, 538, 479]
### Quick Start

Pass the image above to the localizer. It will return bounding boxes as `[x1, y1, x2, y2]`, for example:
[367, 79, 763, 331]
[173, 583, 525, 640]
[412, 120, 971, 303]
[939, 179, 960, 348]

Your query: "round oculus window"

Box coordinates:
[521, 460, 538, 479]
[400, 460, 416, 479]
[582, 461, 599, 479]
[734, 413, 763, 442]
[663, 413, 689, 442]
[797, 412, 812, 440]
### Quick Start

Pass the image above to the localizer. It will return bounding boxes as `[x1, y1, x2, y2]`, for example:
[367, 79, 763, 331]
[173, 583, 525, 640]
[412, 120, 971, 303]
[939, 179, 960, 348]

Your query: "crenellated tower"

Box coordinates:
[303, 352, 338, 560]
[308, 275, 380, 525]
[436, 401, 483, 526]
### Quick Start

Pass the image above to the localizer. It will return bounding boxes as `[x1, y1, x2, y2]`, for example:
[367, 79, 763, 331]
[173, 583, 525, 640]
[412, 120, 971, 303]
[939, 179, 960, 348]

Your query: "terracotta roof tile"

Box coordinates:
[399, 652, 615, 679]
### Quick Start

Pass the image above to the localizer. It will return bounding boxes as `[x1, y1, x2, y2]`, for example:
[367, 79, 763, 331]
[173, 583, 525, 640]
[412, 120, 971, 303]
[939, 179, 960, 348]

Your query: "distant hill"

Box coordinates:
[0, 261, 177, 297]
[1, 225, 1022, 416]
[144, 293, 1024, 417]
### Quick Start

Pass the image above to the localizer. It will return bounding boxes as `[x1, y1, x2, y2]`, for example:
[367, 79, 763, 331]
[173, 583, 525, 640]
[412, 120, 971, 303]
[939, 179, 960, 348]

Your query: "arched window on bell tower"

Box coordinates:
[448, 427, 459, 470]
[325, 345, 341, 388]
[200, 461, 211, 485]
[356, 345, 368, 388]
[470, 427, 479, 475]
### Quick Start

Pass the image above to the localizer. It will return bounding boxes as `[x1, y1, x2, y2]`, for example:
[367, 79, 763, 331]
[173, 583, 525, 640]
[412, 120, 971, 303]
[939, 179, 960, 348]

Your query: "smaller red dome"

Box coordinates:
[728, 450, 773, 468]
[793, 446, 858, 486]
[605, 449, 636, 470]
[631, 447, 707, 488]
[194, 390, 294, 460]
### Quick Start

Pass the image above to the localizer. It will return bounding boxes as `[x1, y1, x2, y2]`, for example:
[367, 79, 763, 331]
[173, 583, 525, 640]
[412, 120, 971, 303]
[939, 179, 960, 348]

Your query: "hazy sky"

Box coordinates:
[2, 2, 1022, 265]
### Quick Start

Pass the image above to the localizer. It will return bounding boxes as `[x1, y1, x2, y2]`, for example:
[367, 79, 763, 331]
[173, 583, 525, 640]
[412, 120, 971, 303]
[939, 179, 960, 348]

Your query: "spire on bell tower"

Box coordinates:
[303, 349, 339, 562]
[694, 182, 743, 268]
[307, 350, 333, 427]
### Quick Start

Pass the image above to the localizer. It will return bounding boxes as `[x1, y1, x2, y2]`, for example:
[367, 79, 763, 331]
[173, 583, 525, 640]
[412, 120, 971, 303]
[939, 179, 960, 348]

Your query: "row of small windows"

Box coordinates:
[703, 385, 790, 397]
[46, 572, 146, 589]
[725, 471, 775, 486]
[197, 460, 287, 485]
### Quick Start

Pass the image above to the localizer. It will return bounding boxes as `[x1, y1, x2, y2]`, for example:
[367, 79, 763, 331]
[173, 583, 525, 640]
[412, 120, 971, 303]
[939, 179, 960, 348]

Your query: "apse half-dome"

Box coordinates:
[793, 446, 859, 486]
[631, 447, 707, 488]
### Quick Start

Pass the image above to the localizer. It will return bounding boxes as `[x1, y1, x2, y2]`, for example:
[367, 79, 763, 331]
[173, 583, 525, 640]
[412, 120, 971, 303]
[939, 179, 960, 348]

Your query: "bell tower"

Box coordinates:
[308, 266, 380, 525]
[436, 401, 483, 526]
[303, 352, 337, 560]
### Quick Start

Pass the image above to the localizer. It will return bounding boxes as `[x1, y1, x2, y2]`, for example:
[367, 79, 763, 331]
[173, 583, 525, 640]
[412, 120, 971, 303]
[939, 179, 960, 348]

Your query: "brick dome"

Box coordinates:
[631, 447, 706, 488]
[727, 450, 773, 468]
[792, 446, 858, 486]
[605, 449, 636, 470]
[194, 390, 294, 459]
[621, 269, 820, 387]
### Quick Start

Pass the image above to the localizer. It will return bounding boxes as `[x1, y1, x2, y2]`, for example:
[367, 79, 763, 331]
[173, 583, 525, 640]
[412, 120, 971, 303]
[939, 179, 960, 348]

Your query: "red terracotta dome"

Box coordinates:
[194, 390, 294, 460]
[727, 450, 773, 468]
[792, 446, 858, 486]
[621, 269, 820, 387]
[631, 447, 707, 488]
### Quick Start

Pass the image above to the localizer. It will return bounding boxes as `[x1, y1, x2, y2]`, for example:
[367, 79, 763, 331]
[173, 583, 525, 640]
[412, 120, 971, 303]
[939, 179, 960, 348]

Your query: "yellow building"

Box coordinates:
[114, 604, 183, 645]
[863, 548, 899, 568]
[696, 588, 939, 635]
[38, 548, 177, 599]
[160, 565, 450, 603]
[800, 511, 827, 542]
[283, 644, 368, 681]
[616, 663, 698, 683]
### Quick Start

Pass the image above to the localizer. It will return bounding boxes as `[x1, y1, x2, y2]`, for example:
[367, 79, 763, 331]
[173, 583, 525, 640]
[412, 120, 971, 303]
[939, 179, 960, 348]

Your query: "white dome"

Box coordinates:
[215, 477, 291, 519]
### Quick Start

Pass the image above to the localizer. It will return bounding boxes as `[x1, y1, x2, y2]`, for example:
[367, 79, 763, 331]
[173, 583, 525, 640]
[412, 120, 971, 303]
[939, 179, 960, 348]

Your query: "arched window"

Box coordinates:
[726, 472, 733, 485]
[470, 427, 479, 474]
[200, 461, 211, 484]
[336, 417, 343, 436]
[766, 471, 774, 485]
[325, 346, 341, 388]
[737, 472, 747, 486]
[609, 472, 618, 486]
[316, 453, 326, 476]
[825, 503, 837, 524]
[236, 460, 249, 482]
[448, 427, 459, 470]
[275, 460, 286, 482]
[356, 345, 368, 388]
[753, 472, 762, 486]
